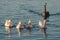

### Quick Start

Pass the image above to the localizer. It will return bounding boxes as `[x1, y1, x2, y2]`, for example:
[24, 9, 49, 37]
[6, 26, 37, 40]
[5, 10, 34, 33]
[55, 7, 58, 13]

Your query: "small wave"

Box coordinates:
[28, 10, 41, 15]
[26, 9, 60, 16]
[47, 23, 60, 27]
[0, 32, 9, 35]
[23, 9, 41, 16]
[50, 13, 60, 16]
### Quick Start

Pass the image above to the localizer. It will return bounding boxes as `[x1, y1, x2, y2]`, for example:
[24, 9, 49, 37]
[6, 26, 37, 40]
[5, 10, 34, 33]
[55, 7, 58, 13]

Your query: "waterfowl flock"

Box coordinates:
[3, 0, 50, 37]
[4, 19, 47, 37]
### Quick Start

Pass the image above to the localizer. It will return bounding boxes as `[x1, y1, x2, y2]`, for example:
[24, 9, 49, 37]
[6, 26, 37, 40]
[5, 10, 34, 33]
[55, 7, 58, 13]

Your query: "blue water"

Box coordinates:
[0, 0, 60, 40]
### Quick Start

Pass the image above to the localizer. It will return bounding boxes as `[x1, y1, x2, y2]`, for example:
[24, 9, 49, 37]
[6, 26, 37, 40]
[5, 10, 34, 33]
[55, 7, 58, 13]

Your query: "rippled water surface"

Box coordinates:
[0, 0, 60, 40]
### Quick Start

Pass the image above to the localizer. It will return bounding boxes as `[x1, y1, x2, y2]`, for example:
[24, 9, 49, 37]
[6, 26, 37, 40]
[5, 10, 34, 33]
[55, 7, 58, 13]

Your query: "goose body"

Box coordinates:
[27, 20, 32, 28]
[38, 20, 46, 28]
[5, 19, 12, 27]
[5, 19, 12, 33]
[16, 21, 24, 29]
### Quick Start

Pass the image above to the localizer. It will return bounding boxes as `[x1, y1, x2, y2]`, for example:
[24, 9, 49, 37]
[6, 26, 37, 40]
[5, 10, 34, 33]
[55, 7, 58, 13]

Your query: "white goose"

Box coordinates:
[5, 19, 12, 33]
[16, 21, 24, 29]
[5, 19, 12, 27]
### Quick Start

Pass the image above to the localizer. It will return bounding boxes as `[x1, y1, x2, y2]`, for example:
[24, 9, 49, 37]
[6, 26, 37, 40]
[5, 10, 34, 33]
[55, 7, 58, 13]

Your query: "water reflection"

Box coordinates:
[5, 33, 12, 40]
[43, 28, 47, 38]
[17, 28, 23, 37]
[27, 28, 31, 36]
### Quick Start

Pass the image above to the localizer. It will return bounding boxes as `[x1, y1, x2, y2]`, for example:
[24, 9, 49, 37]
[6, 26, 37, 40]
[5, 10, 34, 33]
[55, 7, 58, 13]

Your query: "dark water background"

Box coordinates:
[0, 0, 60, 40]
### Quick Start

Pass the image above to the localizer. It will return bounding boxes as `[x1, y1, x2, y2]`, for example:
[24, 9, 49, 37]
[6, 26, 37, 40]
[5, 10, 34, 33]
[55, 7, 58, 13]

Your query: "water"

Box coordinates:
[0, 0, 60, 40]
